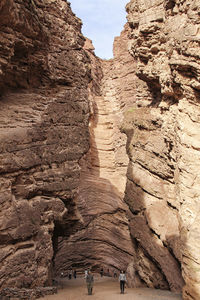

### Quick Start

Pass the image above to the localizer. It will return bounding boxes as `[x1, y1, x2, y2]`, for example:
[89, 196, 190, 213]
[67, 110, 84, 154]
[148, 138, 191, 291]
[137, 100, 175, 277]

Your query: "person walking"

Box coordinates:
[86, 270, 94, 295]
[100, 268, 103, 277]
[68, 269, 72, 280]
[119, 270, 127, 294]
[84, 269, 88, 279]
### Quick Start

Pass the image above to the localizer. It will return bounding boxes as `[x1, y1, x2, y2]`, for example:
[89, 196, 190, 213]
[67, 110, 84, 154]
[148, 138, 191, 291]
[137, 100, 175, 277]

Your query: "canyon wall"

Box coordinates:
[54, 27, 137, 276]
[0, 0, 137, 291]
[0, 0, 91, 289]
[125, 0, 200, 298]
[1, 0, 200, 299]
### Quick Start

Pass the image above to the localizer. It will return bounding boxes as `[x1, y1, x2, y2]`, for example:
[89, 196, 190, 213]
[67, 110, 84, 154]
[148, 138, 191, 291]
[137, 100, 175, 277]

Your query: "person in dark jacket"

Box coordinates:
[68, 269, 72, 280]
[100, 268, 103, 277]
[86, 270, 94, 295]
[119, 270, 127, 294]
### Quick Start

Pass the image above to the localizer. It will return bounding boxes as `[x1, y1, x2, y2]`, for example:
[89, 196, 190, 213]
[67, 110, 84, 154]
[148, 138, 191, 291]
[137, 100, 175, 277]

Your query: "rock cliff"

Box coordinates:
[0, 0, 136, 291]
[0, 0, 91, 289]
[54, 27, 136, 276]
[0, 0, 200, 299]
[125, 0, 200, 298]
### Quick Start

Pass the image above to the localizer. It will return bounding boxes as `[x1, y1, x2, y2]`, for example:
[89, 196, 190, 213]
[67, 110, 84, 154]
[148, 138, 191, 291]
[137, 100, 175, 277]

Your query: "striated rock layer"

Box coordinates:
[125, 0, 200, 298]
[1, 0, 200, 298]
[54, 27, 137, 275]
[0, 0, 91, 289]
[0, 0, 137, 290]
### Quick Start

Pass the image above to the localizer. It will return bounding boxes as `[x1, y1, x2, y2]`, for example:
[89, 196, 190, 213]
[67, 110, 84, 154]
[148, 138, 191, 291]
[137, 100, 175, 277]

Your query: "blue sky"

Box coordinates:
[69, 0, 128, 59]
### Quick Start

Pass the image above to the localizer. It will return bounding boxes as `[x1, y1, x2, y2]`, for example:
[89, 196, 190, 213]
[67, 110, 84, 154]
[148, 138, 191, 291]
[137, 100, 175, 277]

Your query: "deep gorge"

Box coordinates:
[0, 0, 200, 299]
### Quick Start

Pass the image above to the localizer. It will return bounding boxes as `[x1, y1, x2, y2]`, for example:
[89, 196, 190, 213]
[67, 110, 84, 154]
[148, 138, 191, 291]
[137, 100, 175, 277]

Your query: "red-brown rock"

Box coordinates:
[0, 0, 91, 289]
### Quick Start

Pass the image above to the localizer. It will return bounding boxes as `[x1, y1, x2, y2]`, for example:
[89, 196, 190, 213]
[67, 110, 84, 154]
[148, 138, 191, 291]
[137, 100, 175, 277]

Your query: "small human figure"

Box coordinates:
[85, 269, 88, 279]
[68, 269, 72, 280]
[60, 272, 64, 277]
[86, 270, 94, 295]
[119, 270, 127, 294]
[73, 269, 77, 279]
[114, 271, 117, 278]
[100, 268, 103, 277]
[107, 269, 109, 275]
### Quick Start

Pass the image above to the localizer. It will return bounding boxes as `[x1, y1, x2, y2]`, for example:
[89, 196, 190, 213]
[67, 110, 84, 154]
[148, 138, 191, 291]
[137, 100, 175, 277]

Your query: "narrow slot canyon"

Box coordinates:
[53, 32, 136, 276]
[0, 1, 200, 300]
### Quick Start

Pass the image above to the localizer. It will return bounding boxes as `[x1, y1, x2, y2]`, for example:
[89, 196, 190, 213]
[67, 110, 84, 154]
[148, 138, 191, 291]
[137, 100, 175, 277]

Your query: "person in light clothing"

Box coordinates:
[86, 270, 94, 295]
[85, 269, 88, 278]
[119, 270, 127, 294]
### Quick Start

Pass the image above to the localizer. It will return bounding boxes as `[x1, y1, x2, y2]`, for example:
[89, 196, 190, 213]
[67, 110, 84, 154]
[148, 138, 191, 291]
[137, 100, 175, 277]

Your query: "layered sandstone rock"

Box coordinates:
[125, 0, 200, 298]
[0, 0, 137, 290]
[54, 26, 137, 275]
[0, 0, 91, 289]
[1, 0, 200, 298]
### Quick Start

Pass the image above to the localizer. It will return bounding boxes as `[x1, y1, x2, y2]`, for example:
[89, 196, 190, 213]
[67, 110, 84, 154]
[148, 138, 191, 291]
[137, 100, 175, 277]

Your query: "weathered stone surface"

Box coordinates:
[0, 286, 57, 299]
[0, 0, 91, 289]
[54, 26, 137, 275]
[1, 0, 200, 298]
[125, 0, 200, 298]
[0, 3, 138, 288]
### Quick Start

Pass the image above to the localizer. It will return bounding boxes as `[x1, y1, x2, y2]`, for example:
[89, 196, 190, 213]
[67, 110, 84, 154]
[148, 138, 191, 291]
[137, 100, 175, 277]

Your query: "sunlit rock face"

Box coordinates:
[0, 0, 91, 289]
[0, 0, 137, 288]
[54, 27, 137, 275]
[125, 0, 200, 297]
[1, 0, 200, 297]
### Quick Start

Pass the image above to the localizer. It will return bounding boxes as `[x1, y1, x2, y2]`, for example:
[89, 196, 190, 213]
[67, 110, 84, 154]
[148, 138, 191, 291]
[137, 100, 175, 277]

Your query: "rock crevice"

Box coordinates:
[1, 1, 200, 299]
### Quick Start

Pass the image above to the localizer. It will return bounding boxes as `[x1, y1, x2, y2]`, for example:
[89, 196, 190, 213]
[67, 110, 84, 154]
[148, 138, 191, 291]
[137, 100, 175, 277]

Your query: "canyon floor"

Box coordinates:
[40, 275, 182, 300]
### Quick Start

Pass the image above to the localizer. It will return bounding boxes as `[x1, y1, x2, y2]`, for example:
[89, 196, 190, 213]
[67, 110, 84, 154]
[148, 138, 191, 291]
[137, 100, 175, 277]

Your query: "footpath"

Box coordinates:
[41, 275, 182, 300]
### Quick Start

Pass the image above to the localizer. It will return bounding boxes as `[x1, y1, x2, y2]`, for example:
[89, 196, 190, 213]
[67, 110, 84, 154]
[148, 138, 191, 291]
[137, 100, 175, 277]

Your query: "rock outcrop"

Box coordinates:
[125, 0, 200, 298]
[54, 27, 136, 275]
[0, 0, 137, 291]
[1, 0, 200, 299]
[0, 0, 91, 289]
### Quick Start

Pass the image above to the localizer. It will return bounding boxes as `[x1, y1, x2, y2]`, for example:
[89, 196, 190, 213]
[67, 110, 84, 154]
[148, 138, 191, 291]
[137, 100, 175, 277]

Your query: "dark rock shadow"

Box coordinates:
[53, 83, 135, 279]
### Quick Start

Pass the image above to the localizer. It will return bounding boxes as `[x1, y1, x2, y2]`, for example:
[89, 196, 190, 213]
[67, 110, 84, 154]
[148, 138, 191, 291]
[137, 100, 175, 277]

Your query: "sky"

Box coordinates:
[69, 0, 128, 59]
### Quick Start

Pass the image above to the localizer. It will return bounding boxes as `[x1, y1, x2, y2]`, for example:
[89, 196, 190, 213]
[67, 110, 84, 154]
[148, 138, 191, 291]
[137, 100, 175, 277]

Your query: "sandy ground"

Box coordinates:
[40, 275, 182, 300]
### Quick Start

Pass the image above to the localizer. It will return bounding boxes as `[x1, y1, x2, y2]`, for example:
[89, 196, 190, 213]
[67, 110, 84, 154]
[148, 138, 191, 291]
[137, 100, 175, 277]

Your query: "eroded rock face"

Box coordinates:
[1, 0, 200, 298]
[125, 0, 200, 297]
[0, 0, 91, 289]
[0, 1, 137, 288]
[54, 26, 137, 275]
